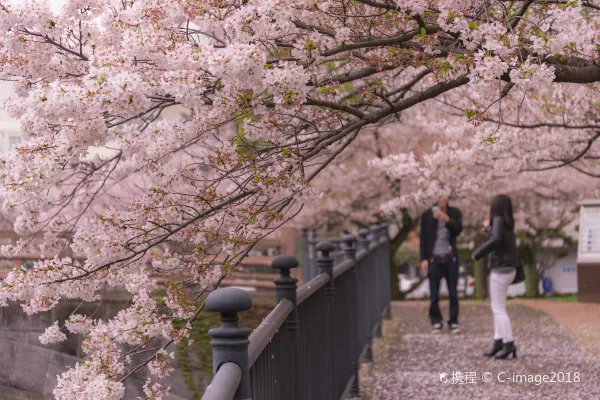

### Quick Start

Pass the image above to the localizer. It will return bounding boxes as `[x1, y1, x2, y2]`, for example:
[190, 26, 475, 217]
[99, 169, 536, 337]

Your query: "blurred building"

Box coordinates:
[0, 82, 22, 155]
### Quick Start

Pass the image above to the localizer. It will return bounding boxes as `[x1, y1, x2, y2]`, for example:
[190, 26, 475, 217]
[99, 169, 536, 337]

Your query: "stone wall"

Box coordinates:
[0, 300, 192, 399]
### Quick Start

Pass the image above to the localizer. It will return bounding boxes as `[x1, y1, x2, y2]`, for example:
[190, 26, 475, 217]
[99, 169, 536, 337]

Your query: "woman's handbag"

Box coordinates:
[512, 264, 525, 284]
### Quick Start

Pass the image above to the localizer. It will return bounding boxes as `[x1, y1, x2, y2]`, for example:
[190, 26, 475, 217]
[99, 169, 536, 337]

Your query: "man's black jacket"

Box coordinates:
[419, 206, 463, 262]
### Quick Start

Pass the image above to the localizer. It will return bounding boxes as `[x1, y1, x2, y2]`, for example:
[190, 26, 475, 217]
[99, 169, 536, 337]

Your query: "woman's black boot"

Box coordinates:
[495, 341, 517, 359]
[484, 339, 503, 357]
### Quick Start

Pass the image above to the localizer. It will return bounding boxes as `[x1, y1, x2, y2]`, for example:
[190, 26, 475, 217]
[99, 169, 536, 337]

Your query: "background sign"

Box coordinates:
[577, 201, 600, 264]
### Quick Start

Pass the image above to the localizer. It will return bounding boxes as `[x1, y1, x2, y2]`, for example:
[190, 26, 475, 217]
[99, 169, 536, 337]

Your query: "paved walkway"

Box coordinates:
[359, 301, 600, 400]
[514, 299, 600, 357]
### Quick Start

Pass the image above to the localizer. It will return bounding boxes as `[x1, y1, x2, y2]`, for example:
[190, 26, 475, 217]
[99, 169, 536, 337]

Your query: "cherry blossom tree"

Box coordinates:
[1, 0, 600, 397]
[449, 170, 589, 298]
[296, 122, 434, 299]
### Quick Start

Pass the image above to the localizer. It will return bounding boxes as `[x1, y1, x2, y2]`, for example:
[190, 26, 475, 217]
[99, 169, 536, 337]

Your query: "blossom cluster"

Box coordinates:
[0, 0, 599, 397]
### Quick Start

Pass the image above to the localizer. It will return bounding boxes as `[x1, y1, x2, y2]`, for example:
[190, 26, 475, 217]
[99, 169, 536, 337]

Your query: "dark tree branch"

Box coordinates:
[305, 98, 366, 119]
[522, 131, 600, 172]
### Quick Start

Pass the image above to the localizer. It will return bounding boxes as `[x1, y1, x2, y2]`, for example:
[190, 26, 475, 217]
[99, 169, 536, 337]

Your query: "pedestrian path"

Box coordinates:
[359, 301, 600, 400]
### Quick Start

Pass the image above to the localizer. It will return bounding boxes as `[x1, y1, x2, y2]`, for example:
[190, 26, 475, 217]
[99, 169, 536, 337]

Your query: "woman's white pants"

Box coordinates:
[489, 269, 517, 342]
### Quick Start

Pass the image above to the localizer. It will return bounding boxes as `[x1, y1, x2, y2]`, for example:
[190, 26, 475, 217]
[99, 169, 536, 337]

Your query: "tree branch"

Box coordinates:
[305, 98, 366, 119]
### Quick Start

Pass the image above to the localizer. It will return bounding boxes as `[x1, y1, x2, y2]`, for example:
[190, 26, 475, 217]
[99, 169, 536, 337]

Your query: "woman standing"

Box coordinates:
[472, 194, 520, 360]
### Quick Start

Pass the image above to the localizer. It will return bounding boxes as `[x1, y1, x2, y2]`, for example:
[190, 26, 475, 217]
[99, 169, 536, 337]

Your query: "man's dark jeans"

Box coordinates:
[428, 255, 459, 326]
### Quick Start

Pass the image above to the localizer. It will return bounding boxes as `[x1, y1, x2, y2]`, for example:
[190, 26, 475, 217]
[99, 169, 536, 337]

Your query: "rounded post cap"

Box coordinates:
[358, 228, 370, 239]
[342, 234, 357, 245]
[205, 288, 252, 313]
[315, 241, 335, 253]
[272, 254, 299, 270]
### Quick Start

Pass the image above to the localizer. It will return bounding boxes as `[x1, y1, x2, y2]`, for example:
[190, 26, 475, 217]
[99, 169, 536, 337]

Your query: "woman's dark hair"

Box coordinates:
[490, 194, 515, 229]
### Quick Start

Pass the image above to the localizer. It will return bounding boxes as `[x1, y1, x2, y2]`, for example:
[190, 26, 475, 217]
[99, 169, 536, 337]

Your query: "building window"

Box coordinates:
[9, 136, 21, 149]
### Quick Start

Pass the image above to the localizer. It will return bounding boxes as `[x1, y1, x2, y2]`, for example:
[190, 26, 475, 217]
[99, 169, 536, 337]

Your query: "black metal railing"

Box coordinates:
[201, 223, 391, 400]
[301, 228, 349, 283]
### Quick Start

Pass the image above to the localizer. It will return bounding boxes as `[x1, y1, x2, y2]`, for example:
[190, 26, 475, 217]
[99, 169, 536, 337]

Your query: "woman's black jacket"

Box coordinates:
[473, 216, 519, 269]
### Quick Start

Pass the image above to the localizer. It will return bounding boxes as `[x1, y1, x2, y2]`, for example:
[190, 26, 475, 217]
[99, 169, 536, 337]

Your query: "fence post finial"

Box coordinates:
[379, 222, 389, 242]
[272, 254, 299, 304]
[342, 234, 357, 261]
[316, 241, 335, 277]
[206, 288, 253, 400]
[358, 229, 370, 251]
[370, 224, 381, 243]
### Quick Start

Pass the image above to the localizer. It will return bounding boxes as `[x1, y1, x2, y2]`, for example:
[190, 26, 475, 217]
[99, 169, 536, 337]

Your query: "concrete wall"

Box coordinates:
[0, 339, 158, 399]
[0, 300, 193, 399]
[0, 385, 44, 400]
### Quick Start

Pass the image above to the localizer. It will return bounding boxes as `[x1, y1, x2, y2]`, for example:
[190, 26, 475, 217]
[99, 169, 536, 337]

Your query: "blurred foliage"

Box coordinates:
[155, 293, 272, 398]
[394, 246, 419, 267]
[458, 248, 474, 276]
[176, 306, 272, 398]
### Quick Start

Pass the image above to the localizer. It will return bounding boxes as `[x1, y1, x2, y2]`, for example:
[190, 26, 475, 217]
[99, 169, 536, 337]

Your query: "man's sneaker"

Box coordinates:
[432, 323, 442, 333]
[449, 323, 461, 334]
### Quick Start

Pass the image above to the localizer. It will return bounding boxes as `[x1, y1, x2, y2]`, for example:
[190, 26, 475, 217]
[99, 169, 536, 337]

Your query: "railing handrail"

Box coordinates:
[307, 238, 343, 244]
[247, 298, 293, 367]
[332, 258, 354, 279]
[202, 223, 392, 400]
[201, 362, 242, 400]
[297, 273, 329, 305]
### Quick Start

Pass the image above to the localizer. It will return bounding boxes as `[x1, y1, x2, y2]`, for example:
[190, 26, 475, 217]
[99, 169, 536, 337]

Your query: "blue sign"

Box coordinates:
[562, 267, 576, 273]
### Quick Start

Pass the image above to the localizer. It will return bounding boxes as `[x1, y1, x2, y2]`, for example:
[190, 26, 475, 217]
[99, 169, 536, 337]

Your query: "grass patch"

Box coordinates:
[544, 295, 578, 302]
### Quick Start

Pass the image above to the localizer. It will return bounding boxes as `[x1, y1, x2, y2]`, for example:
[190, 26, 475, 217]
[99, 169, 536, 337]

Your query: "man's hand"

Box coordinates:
[420, 259, 429, 275]
[434, 210, 450, 222]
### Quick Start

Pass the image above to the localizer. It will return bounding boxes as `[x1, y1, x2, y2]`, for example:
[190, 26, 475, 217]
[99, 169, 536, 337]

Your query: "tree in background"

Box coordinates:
[511, 173, 582, 297]
[297, 123, 437, 299]
[1, 1, 600, 397]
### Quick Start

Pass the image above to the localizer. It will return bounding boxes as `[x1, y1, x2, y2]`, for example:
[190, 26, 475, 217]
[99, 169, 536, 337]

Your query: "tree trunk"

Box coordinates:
[473, 259, 487, 299]
[388, 209, 417, 301]
[472, 231, 488, 299]
[519, 243, 540, 298]
[524, 263, 540, 297]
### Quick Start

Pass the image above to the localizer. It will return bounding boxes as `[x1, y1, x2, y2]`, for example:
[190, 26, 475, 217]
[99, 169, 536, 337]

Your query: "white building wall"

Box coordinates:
[0, 129, 22, 155]
[0, 81, 22, 155]
[540, 247, 578, 294]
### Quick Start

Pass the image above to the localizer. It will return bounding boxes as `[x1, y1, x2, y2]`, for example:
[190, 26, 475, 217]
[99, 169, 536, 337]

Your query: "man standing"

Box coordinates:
[420, 196, 463, 334]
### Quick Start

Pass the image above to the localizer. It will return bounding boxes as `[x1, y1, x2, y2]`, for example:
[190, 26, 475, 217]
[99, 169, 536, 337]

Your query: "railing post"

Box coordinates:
[370, 224, 379, 243]
[272, 255, 300, 400]
[358, 229, 373, 363]
[300, 227, 310, 284]
[206, 288, 253, 400]
[370, 225, 383, 339]
[311, 227, 319, 280]
[316, 241, 336, 400]
[358, 229, 370, 251]
[380, 222, 392, 320]
[343, 234, 361, 398]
